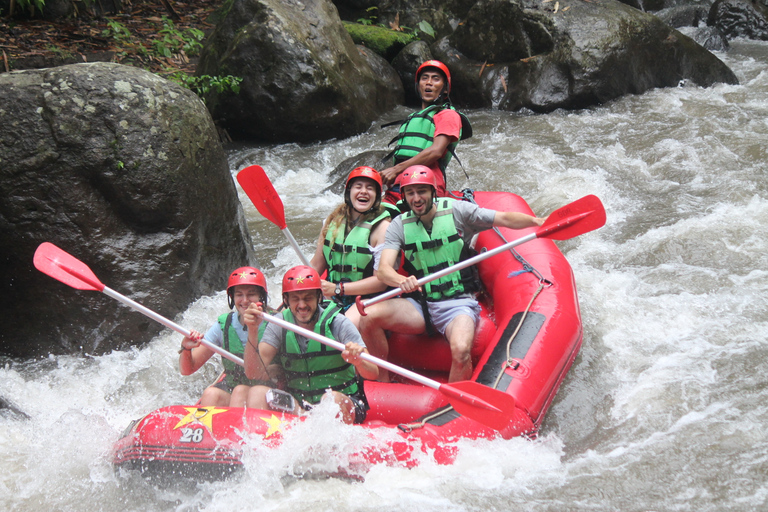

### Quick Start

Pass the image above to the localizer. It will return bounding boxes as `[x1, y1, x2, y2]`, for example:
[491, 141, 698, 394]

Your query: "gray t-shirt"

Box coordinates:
[260, 305, 365, 354]
[383, 199, 496, 252]
[203, 312, 247, 348]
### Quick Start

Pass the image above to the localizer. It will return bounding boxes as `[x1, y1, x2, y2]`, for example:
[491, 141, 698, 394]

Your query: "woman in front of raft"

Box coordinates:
[309, 166, 397, 329]
[179, 267, 278, 407]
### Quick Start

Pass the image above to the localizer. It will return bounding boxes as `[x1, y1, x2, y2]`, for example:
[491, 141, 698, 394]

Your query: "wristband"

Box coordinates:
[340, 282, 345, 296]
[178, 346, 192, 354]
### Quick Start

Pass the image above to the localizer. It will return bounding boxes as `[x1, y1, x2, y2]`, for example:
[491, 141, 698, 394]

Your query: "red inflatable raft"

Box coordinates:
[112, 191, 583, 479]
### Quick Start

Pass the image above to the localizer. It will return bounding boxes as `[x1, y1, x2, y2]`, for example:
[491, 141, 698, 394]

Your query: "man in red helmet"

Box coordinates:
[359, 166, 547, 383]
[243, 265, 379, 424]
[380, 60, 469, 203]
[179, 267, 277, 407]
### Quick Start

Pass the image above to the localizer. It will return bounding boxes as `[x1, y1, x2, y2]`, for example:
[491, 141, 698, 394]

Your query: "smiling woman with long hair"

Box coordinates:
[309, 166, 399, 328]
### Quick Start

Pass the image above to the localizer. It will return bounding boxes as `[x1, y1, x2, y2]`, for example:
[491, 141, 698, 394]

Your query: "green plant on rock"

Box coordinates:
[343, 21, 417, 60]
[165, 72, 243, 103]
[357, 6, 377, 26]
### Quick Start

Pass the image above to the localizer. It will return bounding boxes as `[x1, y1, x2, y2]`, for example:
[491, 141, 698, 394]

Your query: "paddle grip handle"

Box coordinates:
[355, 295, 367, 316]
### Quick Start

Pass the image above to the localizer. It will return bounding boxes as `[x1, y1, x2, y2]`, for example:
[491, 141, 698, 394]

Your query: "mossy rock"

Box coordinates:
[343, 21, 417, 60]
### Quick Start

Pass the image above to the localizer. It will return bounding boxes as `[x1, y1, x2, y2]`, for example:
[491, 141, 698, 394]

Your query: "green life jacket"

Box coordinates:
[322, 208, 396, 284]
[218, 312, 268, 389]
[402, 198, 480, 301]
[278, 304, 359, 404]
[390, 105, 459, 173]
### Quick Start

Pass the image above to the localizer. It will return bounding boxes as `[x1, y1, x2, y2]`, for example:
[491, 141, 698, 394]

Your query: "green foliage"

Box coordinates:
[12, 0, 45, 16]
[102, 20, 132, 43]
[417, 20, 435, 39]
[166, 72, 243, 103]
[99, 16, 204, 61]
[153, 16, 205, 58]
[357, 6, 377, 25]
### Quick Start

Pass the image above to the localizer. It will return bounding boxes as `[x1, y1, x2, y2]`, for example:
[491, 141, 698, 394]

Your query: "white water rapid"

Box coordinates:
[2, 39, 767, 511]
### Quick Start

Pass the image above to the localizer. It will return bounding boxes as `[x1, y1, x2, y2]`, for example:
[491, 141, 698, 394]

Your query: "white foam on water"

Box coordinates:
[4, 39, 768, 512]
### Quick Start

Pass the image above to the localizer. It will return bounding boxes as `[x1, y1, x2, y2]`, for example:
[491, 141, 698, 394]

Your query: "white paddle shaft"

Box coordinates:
[363, 231, 538, 308]
[102, 286, 245, 367]
[281, 227, 311, 266]
[260, 312, 439, 390]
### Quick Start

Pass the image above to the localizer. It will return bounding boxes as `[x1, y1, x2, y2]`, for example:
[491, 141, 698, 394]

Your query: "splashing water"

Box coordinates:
[3, 40, 768, 511]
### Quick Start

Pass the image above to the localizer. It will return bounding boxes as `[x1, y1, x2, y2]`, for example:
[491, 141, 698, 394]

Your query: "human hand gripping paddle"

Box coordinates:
[33, 242, 245, 367]
[356, 194, 607, 315]
[236, 165, 311, 266]
[257, 311, 516, 431]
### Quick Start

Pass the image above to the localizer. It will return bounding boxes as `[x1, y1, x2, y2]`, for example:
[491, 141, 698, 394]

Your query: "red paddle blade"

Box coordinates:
[236, 165, 287, 229]
[440, 380, 516, 431]
[536, 194, 606, 240]
[33, 242, 105, 292]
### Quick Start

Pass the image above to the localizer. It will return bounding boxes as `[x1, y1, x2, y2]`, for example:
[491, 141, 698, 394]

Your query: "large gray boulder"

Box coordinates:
[0, 62, 253, 358]
[197, 0, 403, 142]
[708, 0, 768, 40]
[426, 0, 738, 111]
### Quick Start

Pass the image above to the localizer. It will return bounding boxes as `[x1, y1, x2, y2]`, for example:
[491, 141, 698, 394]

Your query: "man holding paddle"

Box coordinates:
[360, 166, 547, 383]
[242, 265, 378, 424]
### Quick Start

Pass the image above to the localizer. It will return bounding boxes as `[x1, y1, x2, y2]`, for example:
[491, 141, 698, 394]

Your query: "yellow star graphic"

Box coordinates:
[260, 414, 285, 438]
[238, 271, 249, 279]
[295, 276, 305, 284]
[173, 406, 228, 431]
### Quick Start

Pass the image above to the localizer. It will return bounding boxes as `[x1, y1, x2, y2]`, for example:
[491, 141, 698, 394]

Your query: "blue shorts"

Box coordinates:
[405, 296, 481, 335]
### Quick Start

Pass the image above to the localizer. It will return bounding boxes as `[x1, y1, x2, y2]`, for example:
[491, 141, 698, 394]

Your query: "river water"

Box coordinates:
[2, 39, 767, 511]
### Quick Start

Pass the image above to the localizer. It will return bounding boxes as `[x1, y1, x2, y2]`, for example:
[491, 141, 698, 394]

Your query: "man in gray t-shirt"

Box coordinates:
[360, 165, 546, 383]
[243, 266, 379, 424]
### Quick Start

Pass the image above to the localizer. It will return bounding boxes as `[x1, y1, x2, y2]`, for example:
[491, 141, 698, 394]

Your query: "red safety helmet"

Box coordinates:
[346, 166, 382, 191]
[345, 166, 382, 213]
[416, 60, 451, 95]
[227, 266, 268, 308]
[400, 165, 437, 192]
[282, 265, 322, 295]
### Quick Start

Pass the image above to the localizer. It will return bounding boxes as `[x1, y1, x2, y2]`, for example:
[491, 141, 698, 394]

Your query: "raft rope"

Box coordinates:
[397, 189, 553, 432]
[492, 280, 546, 388]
